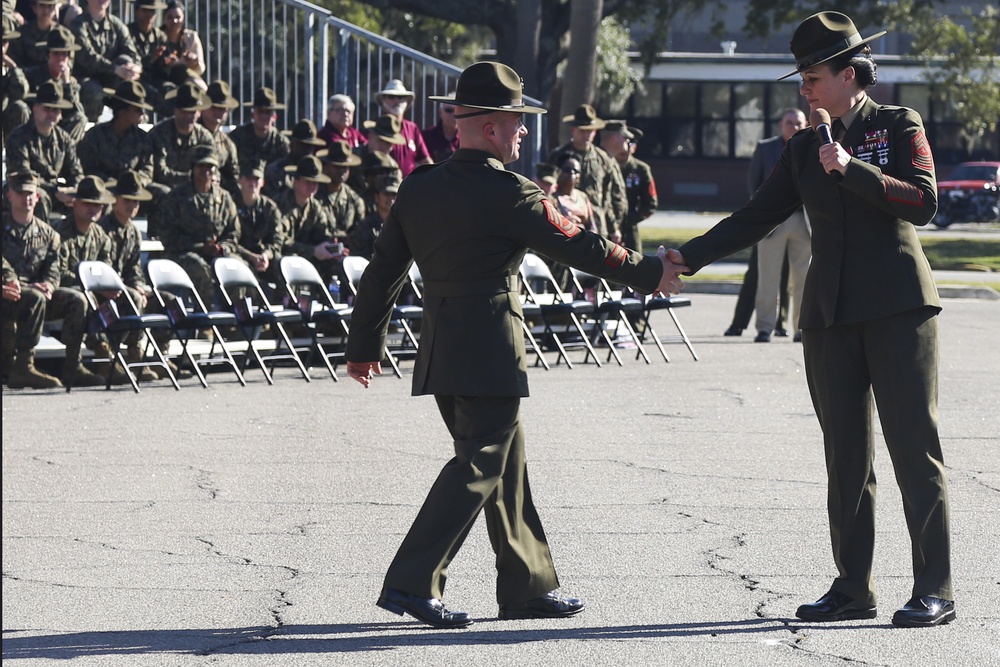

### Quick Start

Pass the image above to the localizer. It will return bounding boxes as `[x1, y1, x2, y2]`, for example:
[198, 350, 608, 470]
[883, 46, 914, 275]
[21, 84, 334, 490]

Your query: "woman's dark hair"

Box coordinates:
[556, 151, 578, 170]
[827, 45, 878, 89]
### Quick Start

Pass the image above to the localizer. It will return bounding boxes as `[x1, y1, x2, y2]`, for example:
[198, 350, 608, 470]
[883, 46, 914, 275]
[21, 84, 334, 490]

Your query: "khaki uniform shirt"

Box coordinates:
[78, 121, 155, 183]
[1, 213, 62, 287]
[52, 218, 113, 289]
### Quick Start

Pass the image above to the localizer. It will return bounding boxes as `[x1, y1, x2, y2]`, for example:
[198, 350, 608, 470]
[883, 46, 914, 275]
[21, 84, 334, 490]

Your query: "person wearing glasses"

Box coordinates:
[421, 96, 460, 163]
[318, 93, 366, 150]
[373, 78, 432, 177]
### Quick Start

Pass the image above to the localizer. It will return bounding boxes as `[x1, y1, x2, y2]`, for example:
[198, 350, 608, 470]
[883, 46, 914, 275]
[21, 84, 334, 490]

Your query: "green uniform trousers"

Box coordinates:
[383, 395, 560, 606]
[802, 306, 952, 604]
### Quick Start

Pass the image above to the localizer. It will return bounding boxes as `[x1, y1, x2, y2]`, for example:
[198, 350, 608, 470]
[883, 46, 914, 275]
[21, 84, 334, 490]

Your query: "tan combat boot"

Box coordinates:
[124, 345, 158, 382]
[62, 342, 107, 388]
[92, 341, 134, 385]
[7, 350, 63, 389]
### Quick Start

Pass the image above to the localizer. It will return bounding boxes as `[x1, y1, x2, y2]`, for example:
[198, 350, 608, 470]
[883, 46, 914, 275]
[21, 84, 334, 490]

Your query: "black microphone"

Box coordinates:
[810, 108, 834, 144]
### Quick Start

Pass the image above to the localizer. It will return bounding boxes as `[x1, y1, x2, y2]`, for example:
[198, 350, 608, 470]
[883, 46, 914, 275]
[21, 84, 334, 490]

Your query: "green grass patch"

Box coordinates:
[642, 228, 1000, 272]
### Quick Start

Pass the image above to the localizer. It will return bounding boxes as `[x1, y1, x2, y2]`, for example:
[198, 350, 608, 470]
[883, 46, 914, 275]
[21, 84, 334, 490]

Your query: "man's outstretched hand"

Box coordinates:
[347, 361, 382, 388]
[655, 246, 689, 296]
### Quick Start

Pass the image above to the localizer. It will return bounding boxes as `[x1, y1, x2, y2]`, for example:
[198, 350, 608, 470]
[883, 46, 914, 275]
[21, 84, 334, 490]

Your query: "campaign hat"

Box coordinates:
[320, 140, 362, 167]
[282, 119, 326, 146]
[206, 80, 239, 109]
[602, 120, 634, 139]
[133, 0, 168, 9]
[361, 150, 399, 174]
[104, 80, 153, 110]
[108, 170, 153, 201]
[38, 24, 81, 52]
[70, 176, 116, 205]
[562, 104, 605, 130]
[27, 81, 74, 109]
[167, 82, 211, 111]
[239, 160, 266, 179]
[244, 86, 286, 110]
[191, 144, 220, 167]
[362, 114, 407, 145]
[7, 171, 40, 193]
[284, 155, 331, 183]
[373, 173, 401, 195]
[779, 11, 886, 80]
[428, 61, 545, 115]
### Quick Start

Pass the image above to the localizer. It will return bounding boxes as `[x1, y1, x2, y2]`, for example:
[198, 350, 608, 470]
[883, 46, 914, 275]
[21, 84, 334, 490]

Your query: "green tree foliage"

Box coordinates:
[594, 17, 645, 115]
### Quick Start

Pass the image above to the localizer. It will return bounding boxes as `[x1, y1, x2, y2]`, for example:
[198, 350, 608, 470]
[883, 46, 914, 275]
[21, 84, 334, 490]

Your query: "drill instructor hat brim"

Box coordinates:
[428, 62, 546, 117]
[778, 11, 886, 80]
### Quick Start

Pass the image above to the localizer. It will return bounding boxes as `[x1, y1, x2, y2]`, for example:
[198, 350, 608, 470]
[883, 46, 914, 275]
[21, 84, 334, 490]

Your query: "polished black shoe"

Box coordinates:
[754, 331, 771, 343]
[376, 588, 472, 628]
[793, 332, 803, 343]
[724, 326, 743, 336]
[795, 590, 877, 622]
[891, 596, 956, 627]
[498, 591, 585, 620]
[774, 328, 789, 337]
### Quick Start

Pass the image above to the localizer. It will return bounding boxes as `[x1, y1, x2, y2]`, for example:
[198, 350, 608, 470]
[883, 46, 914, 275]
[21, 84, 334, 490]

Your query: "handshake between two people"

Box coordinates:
[655, 246, 689, 297]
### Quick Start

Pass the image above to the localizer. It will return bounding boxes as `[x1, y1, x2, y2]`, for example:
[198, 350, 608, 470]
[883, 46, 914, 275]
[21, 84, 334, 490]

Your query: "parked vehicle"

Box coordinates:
[933, 161, 1000, 228]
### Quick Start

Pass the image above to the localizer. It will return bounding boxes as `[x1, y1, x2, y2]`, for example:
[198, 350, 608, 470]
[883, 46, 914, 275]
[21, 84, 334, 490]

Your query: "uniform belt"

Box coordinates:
[422, 275, 518, 298]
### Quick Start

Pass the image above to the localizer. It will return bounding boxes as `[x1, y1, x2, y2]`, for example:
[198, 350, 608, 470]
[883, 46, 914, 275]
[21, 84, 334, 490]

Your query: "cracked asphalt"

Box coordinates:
[3, 294, 998, 666]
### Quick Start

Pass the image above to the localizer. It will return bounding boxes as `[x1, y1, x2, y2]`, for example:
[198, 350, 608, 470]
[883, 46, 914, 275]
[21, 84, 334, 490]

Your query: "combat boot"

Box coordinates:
[62, 342, 107, 388]
[7, 350, 63, 389]
[92, 341, 134, 385]
[124, 345, 158, 382]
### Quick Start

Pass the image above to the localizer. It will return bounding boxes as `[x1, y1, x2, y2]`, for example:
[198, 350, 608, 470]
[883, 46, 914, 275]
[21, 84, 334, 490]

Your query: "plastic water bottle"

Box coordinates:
[328, 277, 341, 303]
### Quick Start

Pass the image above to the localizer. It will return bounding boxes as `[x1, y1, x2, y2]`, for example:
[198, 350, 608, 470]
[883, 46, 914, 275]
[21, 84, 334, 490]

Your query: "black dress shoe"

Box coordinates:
[774, 328, 789, 337]
[795, 590, 877, 622]
[793, 332, 802, 343]
[724, 326, 743, 336]
[754, 331, 771, 343]
[376, 588, 472, 628]
[498, 591, 585, 620]
[891, 596, 956, 627]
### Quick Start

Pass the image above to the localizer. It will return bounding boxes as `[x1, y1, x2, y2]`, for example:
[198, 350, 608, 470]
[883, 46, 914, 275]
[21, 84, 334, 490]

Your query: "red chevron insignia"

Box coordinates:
[912, 130, 933, 170]
[604, 243, 627, 268]
[542, 199, 580, 237]
[884, 175, 924, 206]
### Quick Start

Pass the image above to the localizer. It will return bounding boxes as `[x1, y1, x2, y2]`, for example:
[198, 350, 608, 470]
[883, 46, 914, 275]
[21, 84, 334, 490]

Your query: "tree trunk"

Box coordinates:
[558, 0, 603, 144]
[512, 0, 542, 96]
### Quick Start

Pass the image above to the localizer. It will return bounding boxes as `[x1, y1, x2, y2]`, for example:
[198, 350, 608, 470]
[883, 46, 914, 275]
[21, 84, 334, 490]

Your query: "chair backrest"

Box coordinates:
[341, 255, 370, 296]
[279, 255, 336, 308]
[519, 253, 568, 304]
[407, 262, 423, 301]
[213, 257, 268, 307]
[78, 260, 127, 294]
[147, 258, 213, 314]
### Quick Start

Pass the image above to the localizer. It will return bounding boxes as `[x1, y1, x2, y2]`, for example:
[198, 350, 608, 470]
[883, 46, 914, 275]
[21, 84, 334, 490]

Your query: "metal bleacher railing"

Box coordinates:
[109, 0, 546, 176]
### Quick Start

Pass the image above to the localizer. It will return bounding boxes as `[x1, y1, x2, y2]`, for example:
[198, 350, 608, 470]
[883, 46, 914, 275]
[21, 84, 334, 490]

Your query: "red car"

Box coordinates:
[933, 161, 1000, 228]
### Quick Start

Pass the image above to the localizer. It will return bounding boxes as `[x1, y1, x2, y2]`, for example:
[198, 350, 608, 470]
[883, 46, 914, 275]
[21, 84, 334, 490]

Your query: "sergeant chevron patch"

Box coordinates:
[884, 175, 924, 206]
[542, 198, 580, 237]
[604, 244, 627, 268]
[911, 130, 933, 170]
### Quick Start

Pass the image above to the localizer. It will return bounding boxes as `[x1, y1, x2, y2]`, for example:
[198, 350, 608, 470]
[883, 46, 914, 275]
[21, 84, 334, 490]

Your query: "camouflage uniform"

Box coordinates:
[158, 181, 240, 305]
[318, 183, 366, 240]
[276, 189, 337, 283]
[77, 120, 155, 183]
[8, 21, 52, 69]
[98, 212, 147, 295]
[2, 60, 31, 144]
[148, 118, 215, 188]
[347, 210, 383, 262]
[5, 121, 84, 198]
[619, 155, 658, 253]
[235, 193, 285, 276]
[229, 123, 290, 173]
[24, 65, 88, 143]
[209, 126, 241, 202]
[548, 142, 627, 238]
[70, 11, 140, 120]
[1, 211, 90, 381]
[52, 217, 113, 289]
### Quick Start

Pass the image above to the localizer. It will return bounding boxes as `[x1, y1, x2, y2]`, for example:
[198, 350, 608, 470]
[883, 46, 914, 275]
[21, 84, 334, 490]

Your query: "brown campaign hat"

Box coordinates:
[284, 155, 331, 183]
[628, 125, 644, 141]
[373, 173, 401, 194]
[534, 162, 559, 185]
[779, 11, 887, 80]
[602, 120, 635, 140]
[239, 159, 266, 179]
[362, 114, 406, 145]
[244, 86, 286, 110]
[282, 119, 326, 146]
[27, 81, 74, 109]
[562, 104, 605, 130]
[192, 144, 220, 167]
[375, 78, 415, 102]
[321, 140, 362, 167]
[166, 82, 211, 111]
[70, 176, 116, 205]
[6, 171, 40, 193]
[104, 80, 153, 110]
[38, 24, 81, 52]
[429, 61, 545, 115]
[108, 170, 153, 201]
[133, 0, 168, 9]
[206, 80, 239, 109]
[361, 150, 399, 174]
[3, 14, 21, 41]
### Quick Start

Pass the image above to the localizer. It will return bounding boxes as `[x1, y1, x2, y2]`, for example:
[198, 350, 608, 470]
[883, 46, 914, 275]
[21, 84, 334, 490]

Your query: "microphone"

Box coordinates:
[810, 108, 834, 145]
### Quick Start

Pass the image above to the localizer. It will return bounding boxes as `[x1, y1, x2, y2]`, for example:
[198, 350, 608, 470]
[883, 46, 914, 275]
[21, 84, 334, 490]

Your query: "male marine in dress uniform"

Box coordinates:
[672, 12, 954, 628]
[345, 62, 686, 630]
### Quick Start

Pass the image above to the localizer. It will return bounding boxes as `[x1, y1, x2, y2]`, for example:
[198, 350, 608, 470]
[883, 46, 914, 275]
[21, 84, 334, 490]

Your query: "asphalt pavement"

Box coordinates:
[3, 293, 998, 666]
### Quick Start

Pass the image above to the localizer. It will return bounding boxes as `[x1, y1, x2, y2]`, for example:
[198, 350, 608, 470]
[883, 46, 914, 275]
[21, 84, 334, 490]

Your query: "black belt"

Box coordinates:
[422, 275, 518, 298]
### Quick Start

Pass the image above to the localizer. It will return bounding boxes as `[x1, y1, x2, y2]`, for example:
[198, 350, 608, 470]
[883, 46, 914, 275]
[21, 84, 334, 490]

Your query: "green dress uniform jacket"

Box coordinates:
[679, 98, 940, 328]
[345, 148, 662, 398]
